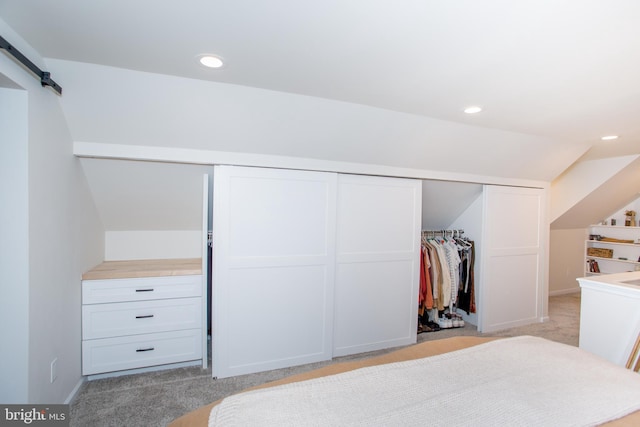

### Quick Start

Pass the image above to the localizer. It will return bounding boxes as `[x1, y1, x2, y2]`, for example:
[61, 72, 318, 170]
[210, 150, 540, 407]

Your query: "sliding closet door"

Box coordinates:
[212, 166, 337, 378]
[333, 174, 421, 357]
[479, 185, 547, 333]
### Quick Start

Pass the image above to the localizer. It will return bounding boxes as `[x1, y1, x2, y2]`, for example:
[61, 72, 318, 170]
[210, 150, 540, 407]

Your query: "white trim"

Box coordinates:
[579, 279, 640, 299]
[73, 141, 549, 189]
[549, 288, 580, 296]
[64, 378, 85, 405]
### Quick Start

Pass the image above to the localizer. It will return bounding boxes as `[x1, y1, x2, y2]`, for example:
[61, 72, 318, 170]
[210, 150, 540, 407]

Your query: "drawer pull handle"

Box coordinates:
[135, 288, 154, 292]
[135, 314, 154, 319]
[136, 347, 155, 352]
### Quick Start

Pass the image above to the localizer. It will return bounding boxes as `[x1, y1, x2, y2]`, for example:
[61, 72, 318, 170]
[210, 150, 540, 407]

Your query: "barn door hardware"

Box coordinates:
[0, 35, 63, 95]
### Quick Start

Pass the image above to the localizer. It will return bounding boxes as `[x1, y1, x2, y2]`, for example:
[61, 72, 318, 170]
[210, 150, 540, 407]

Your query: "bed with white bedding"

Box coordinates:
[169, 336, 640, 427]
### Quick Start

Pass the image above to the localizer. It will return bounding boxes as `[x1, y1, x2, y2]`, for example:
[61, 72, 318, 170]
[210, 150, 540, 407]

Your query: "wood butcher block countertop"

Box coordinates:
[82, 258, 202, 280]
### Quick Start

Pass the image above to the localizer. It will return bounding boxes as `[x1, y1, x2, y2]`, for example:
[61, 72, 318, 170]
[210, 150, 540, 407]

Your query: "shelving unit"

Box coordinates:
[585, 225, 640, 276]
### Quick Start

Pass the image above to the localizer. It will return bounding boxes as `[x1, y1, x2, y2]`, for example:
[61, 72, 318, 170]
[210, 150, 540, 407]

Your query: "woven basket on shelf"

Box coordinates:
[587, 247, 613, 258]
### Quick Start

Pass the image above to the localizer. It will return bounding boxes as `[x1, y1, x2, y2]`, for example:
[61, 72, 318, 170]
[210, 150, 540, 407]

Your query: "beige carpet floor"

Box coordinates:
[69, 293, 581, 427]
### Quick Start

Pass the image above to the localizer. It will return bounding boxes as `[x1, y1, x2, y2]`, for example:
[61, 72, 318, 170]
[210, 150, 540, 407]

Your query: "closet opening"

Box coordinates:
[419, 180, 483, 333]
[418, 228, 476, 333]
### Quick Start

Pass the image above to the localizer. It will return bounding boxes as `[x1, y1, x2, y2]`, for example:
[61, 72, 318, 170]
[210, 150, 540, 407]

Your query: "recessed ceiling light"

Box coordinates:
[198, 55, 224, 69]
[464, 106, 482, 114]
[601, 135, 619, 141]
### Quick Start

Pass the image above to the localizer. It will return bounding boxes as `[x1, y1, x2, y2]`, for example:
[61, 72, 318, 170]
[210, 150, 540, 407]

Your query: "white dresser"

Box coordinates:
[81, 259, 204, 377]
[577, 271, 640, 367]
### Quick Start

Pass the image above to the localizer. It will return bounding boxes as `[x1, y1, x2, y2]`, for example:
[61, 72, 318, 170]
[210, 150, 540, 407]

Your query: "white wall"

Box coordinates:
[0, 85, 29, 403]
[549, 229, 586, 295]
[105, 230, 201, 260]
[27, 91, 104, 404]
[0, 18, 104, 404]
[77, 158, 211, 261]
[610, 198, 640, 226]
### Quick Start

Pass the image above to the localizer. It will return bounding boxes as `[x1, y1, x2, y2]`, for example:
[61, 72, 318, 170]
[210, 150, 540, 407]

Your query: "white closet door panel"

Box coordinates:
[334, 174, 421, 357]
[212, 166, 337, 378]
[334, 260, 414, 352]
[227, 175, 331, 258]
[337, 180, 418, 255]
[225, 266, 329, 368]
[482, 253, 539, 327]
[480, 185, 546, 332]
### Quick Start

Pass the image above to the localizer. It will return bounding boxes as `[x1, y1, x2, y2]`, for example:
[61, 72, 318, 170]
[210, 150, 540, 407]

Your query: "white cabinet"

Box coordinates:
[585, 225, 640, 276]
[82, 298, 202, 339]
[578, 272, 640, 366]
[82, 330, 202, 376]
[81, 260, 204, 377]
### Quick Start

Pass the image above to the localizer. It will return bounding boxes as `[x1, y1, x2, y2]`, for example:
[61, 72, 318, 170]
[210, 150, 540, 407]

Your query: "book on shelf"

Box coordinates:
[587, 259, 600, 273]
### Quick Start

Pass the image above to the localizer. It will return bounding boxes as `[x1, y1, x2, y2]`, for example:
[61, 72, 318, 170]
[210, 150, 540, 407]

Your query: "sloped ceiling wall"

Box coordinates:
[79, 158, 212, 231]
[55, 59, 588, 232]
[551, 155, 640, 225]
[54, 59, 640, 232]
[421, 181, 483, 230]
[552, 156, 640, 229]
[80, 157, 485, 233]
[52, 59, 586, 183]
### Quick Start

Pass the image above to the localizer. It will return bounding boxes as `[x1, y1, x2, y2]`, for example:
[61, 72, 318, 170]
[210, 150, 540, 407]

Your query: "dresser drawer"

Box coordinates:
[82, 275, 202, 304]
[82, 297, 202, 339]
[82, 329, 202, 375]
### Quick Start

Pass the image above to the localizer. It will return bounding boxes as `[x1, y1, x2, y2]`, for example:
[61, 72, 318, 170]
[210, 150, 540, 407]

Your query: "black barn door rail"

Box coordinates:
[0, 35, 62, 95]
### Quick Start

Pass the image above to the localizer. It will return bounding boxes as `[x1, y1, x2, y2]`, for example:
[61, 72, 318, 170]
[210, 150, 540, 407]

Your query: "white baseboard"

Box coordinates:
[65, 377, 85, 405]
[549, 288, 581, 296]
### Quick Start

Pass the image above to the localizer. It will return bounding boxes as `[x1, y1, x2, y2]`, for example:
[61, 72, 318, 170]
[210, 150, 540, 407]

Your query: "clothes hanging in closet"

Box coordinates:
[456, 239, 476, 314]
[419, 232, 476, 317]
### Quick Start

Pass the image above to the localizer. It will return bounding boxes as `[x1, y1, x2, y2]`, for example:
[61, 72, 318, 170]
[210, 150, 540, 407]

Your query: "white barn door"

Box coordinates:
[333, 174, 421, 357]
[212, 166, 337, 378]
[479, 185, 547, 332]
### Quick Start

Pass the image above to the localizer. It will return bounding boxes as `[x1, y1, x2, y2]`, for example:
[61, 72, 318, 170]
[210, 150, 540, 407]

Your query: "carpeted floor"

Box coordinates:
[69, 293, 580, 427]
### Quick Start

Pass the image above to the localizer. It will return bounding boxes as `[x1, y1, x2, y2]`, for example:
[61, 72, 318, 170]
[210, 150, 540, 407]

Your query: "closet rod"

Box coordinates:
[0, 35, 62, 95]
[421, 229, 465, 236]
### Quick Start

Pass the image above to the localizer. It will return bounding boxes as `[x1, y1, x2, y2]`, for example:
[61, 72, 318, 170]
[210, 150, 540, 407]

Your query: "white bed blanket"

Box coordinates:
[209, 336, 640, 427]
